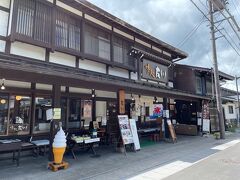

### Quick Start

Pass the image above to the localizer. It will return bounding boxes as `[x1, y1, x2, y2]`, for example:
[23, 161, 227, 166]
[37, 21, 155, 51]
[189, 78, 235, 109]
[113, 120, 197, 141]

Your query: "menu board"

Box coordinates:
[118, 115, 133, 145]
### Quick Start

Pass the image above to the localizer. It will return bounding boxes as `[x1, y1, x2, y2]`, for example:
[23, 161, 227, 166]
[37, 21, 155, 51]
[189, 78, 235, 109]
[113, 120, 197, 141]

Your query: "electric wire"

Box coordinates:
[190, 0, 240, 57]
[190, 0, 240, 78]
[231, 0, 240, 19]
[177, 15, 206, 47]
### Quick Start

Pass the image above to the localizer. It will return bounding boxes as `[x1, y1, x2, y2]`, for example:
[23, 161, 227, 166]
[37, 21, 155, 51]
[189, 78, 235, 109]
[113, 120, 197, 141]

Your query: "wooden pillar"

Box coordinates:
[163, 97, 170, 138]
[30, 83, 36, 136]
[49, 84, 61, 161]
[118, 90, 125, 115]
[92, 97, 96, 121]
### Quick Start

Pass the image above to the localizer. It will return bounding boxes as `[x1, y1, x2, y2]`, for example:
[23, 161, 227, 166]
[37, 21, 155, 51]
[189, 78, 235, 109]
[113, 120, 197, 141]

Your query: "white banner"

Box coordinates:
[129, 119, 140, 150]
[203, 119, 210, 132]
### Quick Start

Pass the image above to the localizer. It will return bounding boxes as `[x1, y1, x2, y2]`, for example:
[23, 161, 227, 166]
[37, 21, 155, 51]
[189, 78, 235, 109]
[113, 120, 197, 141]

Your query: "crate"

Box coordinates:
[48, 161, 69, 172]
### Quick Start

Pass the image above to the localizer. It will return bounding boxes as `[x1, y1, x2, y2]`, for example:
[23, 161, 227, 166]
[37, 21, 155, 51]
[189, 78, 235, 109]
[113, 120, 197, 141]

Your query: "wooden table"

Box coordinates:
[0, 142, 22, 166]
[67, 138, 100, 159]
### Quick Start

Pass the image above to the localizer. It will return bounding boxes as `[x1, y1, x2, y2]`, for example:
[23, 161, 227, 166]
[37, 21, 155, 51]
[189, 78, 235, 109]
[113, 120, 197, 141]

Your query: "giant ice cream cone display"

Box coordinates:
[52, 127, 66, 164]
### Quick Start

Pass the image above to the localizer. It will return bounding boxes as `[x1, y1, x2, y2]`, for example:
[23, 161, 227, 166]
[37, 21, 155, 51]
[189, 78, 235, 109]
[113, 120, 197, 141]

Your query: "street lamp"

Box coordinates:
[236, 76, 240, 127]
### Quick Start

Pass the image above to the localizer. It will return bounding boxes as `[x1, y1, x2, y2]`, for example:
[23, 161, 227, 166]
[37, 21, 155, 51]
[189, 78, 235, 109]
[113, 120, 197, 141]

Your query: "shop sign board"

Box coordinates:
[142, 59, 168, 83]
[53, 108, 61, 120]
[118, 115, 134, 145]
[129, 119, 140, 150]
[119, 90, 125, 114]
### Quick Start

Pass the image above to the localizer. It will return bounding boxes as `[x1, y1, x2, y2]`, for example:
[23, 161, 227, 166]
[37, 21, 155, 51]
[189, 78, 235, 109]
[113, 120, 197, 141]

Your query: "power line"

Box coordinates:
[231, 0, 240, 18]
[190, 0, 240, 58]
[177, 16, 206, 47]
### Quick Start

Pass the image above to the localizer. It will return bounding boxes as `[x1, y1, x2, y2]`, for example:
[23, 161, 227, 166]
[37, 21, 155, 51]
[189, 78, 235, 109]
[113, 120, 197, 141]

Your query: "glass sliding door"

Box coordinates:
[68, 98, 81, 129]
[34, 96, 52, 133]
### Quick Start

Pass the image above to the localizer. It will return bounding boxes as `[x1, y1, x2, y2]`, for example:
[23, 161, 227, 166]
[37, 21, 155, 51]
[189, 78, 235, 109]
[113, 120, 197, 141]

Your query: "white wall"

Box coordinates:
[5, 80, 31, 89]
[79, 59, 106, 74]
[50, 51, 76, 67]
[0, 40, 6, 52]
[11, 41, 46, 61]
[36, 83, 52, 90]
[109, 67, 129, 79]
[223, 103, 237, 120]
[0, 0, 10, 8]
[96, 90, 116, 98]
[0, 10, 9, 36]
[69, 87, 91, 94]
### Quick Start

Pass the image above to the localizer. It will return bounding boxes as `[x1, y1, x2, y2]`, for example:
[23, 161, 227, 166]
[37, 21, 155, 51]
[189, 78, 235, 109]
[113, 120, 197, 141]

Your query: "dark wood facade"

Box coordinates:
[0, 0, 210, 139]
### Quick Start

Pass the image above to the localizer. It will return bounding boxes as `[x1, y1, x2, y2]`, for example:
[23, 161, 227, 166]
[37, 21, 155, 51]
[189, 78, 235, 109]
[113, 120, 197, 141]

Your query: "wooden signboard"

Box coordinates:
[118, 90, 125, 114]
[167, 120, 177, 143]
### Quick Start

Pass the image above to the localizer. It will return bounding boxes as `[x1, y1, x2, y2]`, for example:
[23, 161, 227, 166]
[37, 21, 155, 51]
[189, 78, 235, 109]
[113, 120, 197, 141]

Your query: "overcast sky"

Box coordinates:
[88, 0, 240, 90]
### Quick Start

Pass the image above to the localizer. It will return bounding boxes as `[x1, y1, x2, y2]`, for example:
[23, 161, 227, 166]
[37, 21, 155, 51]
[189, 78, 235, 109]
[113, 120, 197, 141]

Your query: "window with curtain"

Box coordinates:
[0, 94, 8, 136]
[228, 105, 234, 114]
[15, 0, 51, 44]
[196, 76, 203, 94]
[85, 24, 110, 60]
[113, 36, 135, 67]
[55, 10, 81, 51]
[8, 95, 31, 135]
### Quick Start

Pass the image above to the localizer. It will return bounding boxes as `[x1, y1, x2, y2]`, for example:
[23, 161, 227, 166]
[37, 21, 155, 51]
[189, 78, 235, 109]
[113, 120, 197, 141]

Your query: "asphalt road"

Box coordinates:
[166, 142, 240, 180]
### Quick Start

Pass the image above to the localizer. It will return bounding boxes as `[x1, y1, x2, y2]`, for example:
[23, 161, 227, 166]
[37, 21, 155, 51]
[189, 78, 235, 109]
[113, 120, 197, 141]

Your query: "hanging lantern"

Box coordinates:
[16, 96, 22, 101]
[0, 99, 6, 104]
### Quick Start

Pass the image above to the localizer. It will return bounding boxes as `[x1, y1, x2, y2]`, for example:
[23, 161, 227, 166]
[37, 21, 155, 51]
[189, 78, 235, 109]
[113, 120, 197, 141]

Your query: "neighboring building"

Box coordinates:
[174, 64, 235, 131]
[221, 88, 239, 126]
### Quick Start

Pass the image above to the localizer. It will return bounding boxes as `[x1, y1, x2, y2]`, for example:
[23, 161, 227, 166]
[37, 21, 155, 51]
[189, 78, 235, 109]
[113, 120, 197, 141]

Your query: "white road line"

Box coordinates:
[127, 139, 240, 180]
[211, 139, 240, 150]
[128, 161, 192, 180]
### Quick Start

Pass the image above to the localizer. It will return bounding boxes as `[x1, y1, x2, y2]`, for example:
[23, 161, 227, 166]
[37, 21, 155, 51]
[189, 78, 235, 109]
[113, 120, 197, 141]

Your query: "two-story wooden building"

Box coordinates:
[0, 0, 212, 140]
[174, 64, 234, 132]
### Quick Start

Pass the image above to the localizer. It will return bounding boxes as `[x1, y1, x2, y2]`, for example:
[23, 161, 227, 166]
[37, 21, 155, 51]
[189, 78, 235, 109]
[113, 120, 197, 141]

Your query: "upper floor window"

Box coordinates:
[15, 0, 51, 44]
[228, 105, 234, 114]
[85, 24, 110, 60]
[55, 10, 81, 51]
[206, 80, 212, 95]
[113, 36, 135, 67]
[196, 76, 202, 94]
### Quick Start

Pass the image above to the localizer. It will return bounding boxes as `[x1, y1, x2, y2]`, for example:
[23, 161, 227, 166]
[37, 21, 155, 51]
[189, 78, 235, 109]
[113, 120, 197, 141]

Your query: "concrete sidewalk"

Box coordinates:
[0, 132, 239, 180]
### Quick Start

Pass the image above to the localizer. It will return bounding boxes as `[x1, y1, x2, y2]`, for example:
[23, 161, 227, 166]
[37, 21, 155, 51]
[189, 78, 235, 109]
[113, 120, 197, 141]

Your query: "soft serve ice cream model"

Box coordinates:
[52, 127, 67, 164]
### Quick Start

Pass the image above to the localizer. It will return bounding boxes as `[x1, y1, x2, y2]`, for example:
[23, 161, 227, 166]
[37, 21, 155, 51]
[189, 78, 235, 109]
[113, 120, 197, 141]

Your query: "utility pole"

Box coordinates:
[208, 0, 225, 139]
[235, 76, 240, 127]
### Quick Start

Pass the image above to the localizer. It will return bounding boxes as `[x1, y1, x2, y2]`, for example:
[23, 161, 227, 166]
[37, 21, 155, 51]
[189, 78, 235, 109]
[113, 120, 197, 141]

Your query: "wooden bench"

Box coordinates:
[0, 142, 22, 166]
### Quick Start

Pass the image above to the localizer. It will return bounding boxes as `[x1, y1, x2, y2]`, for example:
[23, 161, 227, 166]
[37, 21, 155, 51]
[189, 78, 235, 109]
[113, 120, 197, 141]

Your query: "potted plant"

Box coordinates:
[213, 132, 220, 140]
